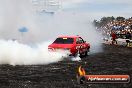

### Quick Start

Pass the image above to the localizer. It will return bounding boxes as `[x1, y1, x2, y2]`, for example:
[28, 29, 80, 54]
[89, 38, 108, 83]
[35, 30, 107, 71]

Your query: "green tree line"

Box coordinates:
[93, 16, 126, 27]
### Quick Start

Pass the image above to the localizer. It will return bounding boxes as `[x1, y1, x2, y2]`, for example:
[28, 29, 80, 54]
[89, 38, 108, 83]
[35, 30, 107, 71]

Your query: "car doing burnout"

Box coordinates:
[48, 35, 90, 57]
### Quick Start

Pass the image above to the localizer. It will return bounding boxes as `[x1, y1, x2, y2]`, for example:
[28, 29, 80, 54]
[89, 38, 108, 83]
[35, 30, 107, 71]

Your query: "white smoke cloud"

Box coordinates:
[0, 0, 103, 65]
[62, 0, 87, 8]
[0, 40, 68, 65]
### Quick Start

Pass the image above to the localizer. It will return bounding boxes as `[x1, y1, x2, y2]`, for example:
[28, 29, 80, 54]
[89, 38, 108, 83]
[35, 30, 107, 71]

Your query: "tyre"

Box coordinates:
[84, 48, 89, 56]
[74, 50, 80, 57]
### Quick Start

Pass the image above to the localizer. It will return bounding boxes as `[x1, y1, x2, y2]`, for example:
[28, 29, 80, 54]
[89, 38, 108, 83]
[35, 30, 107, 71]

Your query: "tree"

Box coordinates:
[99, 16, 115, 26]
[116, 16, 125, 21]
[93, 20, 100, 27]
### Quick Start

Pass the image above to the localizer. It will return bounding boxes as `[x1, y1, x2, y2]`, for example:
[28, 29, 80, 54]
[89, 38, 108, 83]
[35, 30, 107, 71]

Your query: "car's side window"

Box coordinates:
[79, 37, 84, 43]
[76, 38, 80, 44]
[76, 37, 85, 44]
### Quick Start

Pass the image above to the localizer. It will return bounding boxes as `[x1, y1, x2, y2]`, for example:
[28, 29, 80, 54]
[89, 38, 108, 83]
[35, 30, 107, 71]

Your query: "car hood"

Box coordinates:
[48, 43, 74, 49]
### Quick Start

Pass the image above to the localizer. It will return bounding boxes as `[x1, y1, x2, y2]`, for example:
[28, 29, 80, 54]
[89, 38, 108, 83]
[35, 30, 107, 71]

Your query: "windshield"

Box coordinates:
[53, 38, 74, 44]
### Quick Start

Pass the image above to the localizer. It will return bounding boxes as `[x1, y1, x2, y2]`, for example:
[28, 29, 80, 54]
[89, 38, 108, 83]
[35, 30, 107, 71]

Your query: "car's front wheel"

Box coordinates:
[84, 48, 89, 56]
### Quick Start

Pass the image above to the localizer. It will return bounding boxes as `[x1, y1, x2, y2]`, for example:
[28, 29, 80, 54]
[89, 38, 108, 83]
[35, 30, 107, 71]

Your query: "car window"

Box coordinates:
[53, 38, 74, 44]
[76, 37, 85, 44]
[76, 38, 80, 44]
[79, 37, 85, 43]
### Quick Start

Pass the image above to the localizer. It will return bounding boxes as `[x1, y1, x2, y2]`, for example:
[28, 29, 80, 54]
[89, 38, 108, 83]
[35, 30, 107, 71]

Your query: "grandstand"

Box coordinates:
[32, 0, 61, 13]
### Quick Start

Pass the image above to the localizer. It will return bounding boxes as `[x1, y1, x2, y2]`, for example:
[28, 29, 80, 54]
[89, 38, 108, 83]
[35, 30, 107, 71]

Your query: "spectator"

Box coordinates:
[111, 31, 117, 45]
[125, 32, 131, 39]
[95, 17, 132, 40]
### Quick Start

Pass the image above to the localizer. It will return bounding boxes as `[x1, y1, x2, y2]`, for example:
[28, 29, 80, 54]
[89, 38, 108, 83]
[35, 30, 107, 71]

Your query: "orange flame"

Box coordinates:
[78, 66, 86, 76]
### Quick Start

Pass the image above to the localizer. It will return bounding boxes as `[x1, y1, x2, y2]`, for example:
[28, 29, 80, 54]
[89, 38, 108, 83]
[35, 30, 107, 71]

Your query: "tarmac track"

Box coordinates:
[0, 44, 132, 88]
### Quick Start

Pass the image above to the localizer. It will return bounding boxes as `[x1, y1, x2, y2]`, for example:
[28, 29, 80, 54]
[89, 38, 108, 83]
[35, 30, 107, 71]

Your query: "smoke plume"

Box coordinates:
[0, 0, 102, 65]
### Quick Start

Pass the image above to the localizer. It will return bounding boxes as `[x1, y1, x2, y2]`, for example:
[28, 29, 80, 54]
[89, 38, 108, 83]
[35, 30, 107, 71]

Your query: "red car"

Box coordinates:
[48, 35, 90, 56]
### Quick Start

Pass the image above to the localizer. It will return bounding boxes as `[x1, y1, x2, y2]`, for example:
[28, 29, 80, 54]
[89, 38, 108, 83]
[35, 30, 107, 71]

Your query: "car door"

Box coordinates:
[76, 37, 85, 54]
[79, 37, 87, 53]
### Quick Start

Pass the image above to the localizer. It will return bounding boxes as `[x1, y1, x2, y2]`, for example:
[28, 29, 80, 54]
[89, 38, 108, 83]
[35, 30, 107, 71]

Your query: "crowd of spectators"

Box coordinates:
[97, 17, 132, 39]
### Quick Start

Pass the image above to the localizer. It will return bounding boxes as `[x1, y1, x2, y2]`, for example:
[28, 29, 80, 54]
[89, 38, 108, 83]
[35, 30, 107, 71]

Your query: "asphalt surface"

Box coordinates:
[0, 44, 132, 88]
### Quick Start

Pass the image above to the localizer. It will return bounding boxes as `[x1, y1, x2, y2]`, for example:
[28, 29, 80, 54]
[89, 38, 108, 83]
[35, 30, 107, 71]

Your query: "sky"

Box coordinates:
[61, 0, 132, 20]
